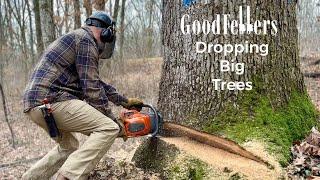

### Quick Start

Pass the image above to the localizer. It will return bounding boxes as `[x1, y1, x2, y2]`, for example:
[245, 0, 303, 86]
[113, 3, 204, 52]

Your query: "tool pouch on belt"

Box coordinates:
[40, 98, 60, 138]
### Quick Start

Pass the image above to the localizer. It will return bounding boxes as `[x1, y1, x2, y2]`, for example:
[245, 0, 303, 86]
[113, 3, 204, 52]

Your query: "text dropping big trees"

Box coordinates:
[180, 6, 278, 91]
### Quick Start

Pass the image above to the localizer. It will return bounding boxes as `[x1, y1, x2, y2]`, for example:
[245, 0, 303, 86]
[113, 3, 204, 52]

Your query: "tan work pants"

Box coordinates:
[22, 99, 120, 180]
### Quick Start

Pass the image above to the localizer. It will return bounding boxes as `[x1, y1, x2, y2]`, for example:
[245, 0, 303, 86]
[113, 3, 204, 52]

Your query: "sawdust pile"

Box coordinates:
[288, 127, 320, 178]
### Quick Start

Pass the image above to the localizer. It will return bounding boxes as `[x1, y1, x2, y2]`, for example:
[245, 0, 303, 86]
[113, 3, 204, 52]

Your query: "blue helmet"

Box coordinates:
[85, 11, 115, 29]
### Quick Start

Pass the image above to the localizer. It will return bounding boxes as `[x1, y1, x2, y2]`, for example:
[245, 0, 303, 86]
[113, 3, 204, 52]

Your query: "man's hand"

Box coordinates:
[121, 98, 144, 110]
[116, 118, 128, 141]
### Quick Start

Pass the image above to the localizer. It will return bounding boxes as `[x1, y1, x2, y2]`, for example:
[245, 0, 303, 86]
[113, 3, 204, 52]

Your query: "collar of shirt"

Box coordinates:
[82, 26, 99, 48]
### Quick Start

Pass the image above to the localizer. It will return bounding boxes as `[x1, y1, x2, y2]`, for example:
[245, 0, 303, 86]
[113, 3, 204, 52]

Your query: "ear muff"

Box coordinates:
[100, 27, 115, 43]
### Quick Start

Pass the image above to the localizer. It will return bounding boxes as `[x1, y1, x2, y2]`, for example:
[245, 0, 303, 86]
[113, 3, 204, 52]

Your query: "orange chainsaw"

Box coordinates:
[120, 104, 163, 138]
[121, 104, 273, 168]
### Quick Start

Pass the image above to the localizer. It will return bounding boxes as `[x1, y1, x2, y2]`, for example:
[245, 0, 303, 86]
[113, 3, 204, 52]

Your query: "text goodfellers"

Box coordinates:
[179, 6, 278, 91]
[180, 6, 278, 36]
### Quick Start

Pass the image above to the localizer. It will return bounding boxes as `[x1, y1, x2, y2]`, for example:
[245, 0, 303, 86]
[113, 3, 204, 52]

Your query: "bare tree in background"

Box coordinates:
[94, 0, 106, 11]
[83, 0, 92, 18]
[0, 0, 4, 52]
[64, 0, 71, 34]
[297, 0, 320, 56]
[119, 0, 126, 60]
[0, 83, 15, 149]
[113, 0, 120, 22]
[33, 0, 44, 54]
[5, 0, 28, 54]
[26, 0, 35, 60]
[40, 0, 56, 47]
[146, 0, 154, 58]
[73, 0, 81, 29]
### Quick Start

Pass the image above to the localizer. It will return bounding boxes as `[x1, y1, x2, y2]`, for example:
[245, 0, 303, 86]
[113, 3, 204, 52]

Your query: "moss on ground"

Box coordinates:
[203, 89, 319, 166]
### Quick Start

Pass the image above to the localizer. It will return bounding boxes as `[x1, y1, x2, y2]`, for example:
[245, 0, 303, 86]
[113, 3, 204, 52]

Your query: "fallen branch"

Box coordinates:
[308, 59, 320, 66]
[0, 83, 15, 148]
[0, 156, 43, 169]
[304, 73, 320, 78]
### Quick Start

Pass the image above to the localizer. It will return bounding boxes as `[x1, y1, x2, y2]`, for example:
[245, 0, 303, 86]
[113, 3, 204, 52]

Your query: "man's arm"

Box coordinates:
[75, 36, 110, 115]
[100, 80, 128, 106]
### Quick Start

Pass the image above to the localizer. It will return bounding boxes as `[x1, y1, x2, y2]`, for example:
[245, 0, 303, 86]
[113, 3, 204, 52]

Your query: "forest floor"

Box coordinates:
[301, 53, 320, 110]
[0, 56, 319, 179]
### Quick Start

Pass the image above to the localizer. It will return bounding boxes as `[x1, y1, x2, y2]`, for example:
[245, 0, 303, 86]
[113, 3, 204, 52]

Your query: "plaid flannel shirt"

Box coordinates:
[23, 27, 128, 115]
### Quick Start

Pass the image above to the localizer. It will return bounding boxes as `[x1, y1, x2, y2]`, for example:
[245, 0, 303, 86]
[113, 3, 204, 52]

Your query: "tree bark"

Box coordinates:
[40, 0, 56, 48]
[94, 0, 106, 11]
[158, 1, 304, 129]
[3, 1, 14, 48]
[112, 0, 120, 22]
[73, 0, 81, 29]
[119, 0, 126, 60]
[33, 0, 44, 54]
[146, 0, 155, 57]
[83, 0, 92, 18]
[26, 0, 35, 61]
[64, 0, 70, 33]
[0, 0, 4, 51]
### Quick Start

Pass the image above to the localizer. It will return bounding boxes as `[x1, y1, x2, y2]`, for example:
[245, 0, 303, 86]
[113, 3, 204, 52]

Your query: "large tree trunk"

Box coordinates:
[158, 0, 304, 129]
[133, 1, 317, 177]
[40, 0, 56, 48]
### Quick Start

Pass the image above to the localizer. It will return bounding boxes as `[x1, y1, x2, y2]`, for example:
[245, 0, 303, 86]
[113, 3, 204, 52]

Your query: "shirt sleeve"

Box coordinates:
[75, 36, 109, 115]
[100, 80, 128, 106]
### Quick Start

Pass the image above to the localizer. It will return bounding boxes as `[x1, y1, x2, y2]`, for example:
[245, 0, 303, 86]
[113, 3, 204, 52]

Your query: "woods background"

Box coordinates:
[0, 0, 162, 88]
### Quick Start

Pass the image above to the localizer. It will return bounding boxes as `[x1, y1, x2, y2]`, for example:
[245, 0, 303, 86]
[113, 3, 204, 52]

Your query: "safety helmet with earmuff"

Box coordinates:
[85, 11, 116, 43]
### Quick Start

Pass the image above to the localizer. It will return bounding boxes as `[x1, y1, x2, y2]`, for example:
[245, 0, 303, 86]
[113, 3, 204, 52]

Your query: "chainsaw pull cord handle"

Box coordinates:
[142, 104, 159, 137]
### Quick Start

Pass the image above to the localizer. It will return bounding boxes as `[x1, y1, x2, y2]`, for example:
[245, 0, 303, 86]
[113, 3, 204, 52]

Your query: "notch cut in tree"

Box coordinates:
[0, 83, 15, 149]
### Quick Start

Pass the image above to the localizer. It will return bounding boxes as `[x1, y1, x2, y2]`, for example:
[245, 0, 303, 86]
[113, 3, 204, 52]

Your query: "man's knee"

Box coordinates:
[99, 118, 120, 137]
[57, 133, 79, 152]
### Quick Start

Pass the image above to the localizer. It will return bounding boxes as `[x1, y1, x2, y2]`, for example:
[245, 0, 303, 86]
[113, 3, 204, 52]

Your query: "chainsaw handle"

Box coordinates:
[142, 104, 159, 137]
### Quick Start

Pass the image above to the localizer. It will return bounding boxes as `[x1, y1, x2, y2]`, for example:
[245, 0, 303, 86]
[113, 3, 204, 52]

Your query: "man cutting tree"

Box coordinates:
[22, 11, 143, 180]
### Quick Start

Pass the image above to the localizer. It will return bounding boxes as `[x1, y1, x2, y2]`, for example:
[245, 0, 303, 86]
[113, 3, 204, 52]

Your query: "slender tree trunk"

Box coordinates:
[0, 83, 15, 149]
[3, 1, 13, 48]
[94, 0, 106, 11]
[64, 0, 70, 33]
[83, 0, 92, 18]
[26, 0, 35, 62]
[109, 0, 112, 16]
[146, 0, 154, 58]
[40, 0, 56, 48]
[73, 0, 81, 29]
[33, 0, 44, 54]
[0, 0, 4, 51]
[113, 0, 120, 22]
[119, 0, 126, 60]
[20, 1, 27, 55]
